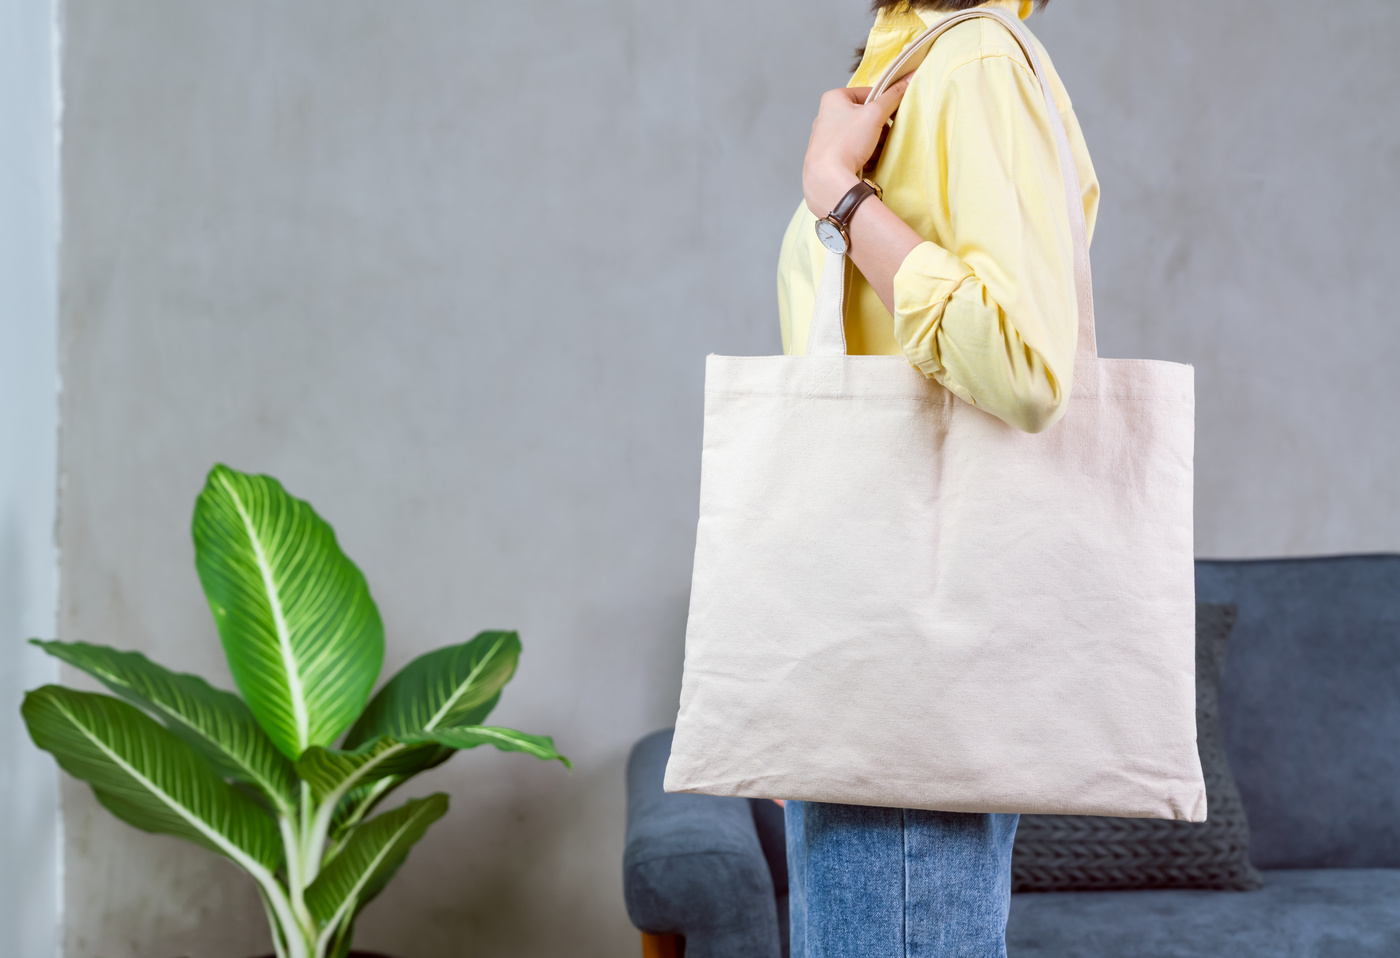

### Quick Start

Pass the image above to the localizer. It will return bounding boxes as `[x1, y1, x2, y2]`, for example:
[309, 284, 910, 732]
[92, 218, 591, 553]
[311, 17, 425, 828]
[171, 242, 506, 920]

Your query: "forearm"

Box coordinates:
[796, 56, 1084, 435]
[808, 163, 1070, 433]
[799, 80, 921, 314]
[893, 251, 1069, 433]
[804, 165, 923, 316]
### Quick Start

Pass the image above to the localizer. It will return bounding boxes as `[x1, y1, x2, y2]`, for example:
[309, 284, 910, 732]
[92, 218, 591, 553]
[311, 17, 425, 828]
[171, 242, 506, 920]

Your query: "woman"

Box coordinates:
[777, 0, 1099, 955]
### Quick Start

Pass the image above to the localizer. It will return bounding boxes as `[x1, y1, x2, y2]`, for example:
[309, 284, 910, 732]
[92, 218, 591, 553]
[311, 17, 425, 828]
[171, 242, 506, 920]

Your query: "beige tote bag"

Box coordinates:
[665, 8, 1205, 821]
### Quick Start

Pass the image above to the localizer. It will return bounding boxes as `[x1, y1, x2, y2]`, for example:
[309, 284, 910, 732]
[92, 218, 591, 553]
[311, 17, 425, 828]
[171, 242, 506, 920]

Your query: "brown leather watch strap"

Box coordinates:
[826, 179, 881, 233]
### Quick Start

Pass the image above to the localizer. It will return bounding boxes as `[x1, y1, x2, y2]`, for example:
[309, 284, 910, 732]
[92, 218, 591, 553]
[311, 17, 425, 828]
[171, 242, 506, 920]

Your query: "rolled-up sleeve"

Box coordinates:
[892, 52, 1088, 434]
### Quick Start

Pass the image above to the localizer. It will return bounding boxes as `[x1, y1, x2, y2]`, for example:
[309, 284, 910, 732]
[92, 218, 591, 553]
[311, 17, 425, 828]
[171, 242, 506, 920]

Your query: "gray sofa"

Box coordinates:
[623, 555, 1400, 957]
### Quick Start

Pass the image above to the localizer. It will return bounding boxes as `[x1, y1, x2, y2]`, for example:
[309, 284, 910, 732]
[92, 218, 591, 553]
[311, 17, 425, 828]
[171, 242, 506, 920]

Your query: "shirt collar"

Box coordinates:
[855, 1, 1031, 87]
[913, 0, 1032, 28]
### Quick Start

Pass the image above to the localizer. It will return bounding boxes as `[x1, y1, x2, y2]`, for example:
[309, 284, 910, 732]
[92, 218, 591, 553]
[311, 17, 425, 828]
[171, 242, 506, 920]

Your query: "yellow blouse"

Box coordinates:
[777, 0, 1100, 433]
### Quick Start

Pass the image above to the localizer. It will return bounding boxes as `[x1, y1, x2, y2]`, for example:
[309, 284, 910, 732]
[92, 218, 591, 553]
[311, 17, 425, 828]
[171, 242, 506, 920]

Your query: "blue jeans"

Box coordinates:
[784, 801, 1019, 958]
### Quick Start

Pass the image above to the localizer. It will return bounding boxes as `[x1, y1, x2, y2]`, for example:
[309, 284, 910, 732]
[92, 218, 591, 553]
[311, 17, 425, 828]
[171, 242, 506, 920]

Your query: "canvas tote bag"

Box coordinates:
[664, 7, 1205, 821]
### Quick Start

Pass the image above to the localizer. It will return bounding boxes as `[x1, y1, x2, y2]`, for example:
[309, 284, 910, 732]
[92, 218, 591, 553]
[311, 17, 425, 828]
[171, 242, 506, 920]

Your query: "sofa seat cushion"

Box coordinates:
[625, 729, 783, 958]
[1007, 869, 1400, 957]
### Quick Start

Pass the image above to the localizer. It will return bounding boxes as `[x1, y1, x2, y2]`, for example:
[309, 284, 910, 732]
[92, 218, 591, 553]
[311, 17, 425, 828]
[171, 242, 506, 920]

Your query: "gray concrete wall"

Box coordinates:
[53, 1, 1398, 957]
[0, 0, 62, 955]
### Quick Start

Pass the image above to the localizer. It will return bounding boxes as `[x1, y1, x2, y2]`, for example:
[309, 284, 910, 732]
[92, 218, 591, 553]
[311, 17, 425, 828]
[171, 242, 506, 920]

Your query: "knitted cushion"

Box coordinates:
[1011, 602, 1262, 892]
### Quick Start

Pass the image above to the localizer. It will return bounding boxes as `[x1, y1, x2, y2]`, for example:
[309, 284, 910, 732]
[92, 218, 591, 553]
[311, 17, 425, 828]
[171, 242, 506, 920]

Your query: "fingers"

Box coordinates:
[868, 74, 913, 121]
[822, 79, 909, 115]
[823, 87, 868, 109]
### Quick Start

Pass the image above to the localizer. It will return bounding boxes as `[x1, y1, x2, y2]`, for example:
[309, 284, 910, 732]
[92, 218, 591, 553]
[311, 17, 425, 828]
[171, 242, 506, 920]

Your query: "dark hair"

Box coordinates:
[870, 0, 1049, 11]
[857, 2, 1050, 69]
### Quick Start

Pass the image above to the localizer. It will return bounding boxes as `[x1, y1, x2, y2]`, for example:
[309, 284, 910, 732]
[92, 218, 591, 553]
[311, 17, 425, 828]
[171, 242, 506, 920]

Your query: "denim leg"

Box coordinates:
[785, 800, 1018, 958]
[903, 809, 1019, 958]
[786, 801, 807, 958]
[785, 800, 906, 958]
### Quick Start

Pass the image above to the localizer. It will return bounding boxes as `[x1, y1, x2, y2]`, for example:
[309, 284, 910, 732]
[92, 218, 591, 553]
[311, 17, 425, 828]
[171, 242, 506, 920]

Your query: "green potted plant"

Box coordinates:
[22, 464, 567, 958]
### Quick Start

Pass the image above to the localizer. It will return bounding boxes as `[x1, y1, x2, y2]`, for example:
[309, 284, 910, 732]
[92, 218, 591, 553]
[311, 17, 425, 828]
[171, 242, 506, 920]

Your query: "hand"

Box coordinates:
[802, 77, 912, 217]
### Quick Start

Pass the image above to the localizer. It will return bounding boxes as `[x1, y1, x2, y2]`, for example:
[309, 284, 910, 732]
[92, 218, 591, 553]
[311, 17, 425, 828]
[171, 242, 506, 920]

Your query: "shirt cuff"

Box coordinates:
[892, 241, 976, 386]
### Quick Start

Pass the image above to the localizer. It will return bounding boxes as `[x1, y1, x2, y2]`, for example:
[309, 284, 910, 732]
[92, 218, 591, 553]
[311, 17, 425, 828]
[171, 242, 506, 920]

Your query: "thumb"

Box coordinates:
[868, 73, 912, 121]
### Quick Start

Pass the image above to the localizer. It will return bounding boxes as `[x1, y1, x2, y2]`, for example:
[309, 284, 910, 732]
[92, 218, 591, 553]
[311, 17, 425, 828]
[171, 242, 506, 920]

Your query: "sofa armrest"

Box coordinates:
[624, 729, 782, 958]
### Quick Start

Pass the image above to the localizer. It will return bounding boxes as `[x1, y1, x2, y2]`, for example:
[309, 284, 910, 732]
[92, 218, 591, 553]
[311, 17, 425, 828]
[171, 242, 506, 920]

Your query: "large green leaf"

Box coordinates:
[32, 639, 297, 814]
[342, 631, 519, 748]
[322, 839, 415, 958]
[321, 849, 410, 958]
[327, 778, 399, 846]
[422, 726, 570, 767]
[22, 686, 282, 872]
[300, 724, 566, 810]
[324, 749, 453, 846]
[192, 464, 384, 759]
[295, 737, 440, 801]
[305, 794, 448, 931]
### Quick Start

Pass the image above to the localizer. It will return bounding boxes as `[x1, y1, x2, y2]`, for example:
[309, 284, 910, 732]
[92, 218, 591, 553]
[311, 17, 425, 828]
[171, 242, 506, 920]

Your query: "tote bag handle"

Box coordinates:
[808, 7, 1097, 366]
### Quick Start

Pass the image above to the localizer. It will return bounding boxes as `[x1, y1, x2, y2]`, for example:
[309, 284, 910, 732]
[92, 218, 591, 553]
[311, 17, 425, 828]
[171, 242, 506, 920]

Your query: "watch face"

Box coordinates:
[815, 218, 848, 255]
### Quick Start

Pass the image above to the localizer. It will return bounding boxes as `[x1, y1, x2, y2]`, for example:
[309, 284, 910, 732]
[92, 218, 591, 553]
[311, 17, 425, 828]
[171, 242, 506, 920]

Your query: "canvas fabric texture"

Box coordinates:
[1012, 603, 1262, 891]
[665, 8, 1205, 820]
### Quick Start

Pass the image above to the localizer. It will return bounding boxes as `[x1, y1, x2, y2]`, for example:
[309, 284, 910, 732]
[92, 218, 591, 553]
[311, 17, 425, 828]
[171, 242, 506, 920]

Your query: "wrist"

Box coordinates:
[804, 163, 861, 218]
[811, 178, 883, 256]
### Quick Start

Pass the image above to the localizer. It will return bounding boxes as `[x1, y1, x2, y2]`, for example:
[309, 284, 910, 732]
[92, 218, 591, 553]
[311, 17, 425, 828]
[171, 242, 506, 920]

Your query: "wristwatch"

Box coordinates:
[814, 178, 883, 255]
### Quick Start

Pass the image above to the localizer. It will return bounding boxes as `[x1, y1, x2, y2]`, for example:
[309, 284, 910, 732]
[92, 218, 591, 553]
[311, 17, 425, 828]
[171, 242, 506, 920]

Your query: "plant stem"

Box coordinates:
[323, 777, 396, 861]
[300, 781, 322, 884]
[303, 742, 408, 873]
[279, 812, 316, 939]
[248, 864, 308, 958]
[258, 887, 291, 958]
[327, 910, 355, 958]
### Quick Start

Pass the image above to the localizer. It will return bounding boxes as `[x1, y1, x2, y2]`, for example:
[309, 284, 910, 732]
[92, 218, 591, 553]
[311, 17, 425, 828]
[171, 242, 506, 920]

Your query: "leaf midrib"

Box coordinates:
[316, 638, 513, 804]
[423, 636, 508, 732]
[306, 739, 415, 818]
[219, 471, 310, 755]
[436, 726, 552, 755]
[56, 697, 275, 879]
[316, 805, 433, 937]
[79, 656, 293, 813]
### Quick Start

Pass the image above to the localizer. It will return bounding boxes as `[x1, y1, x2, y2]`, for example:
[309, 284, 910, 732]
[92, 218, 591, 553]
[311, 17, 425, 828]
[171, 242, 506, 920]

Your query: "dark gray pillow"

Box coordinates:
[1011, 602, 1262, 892]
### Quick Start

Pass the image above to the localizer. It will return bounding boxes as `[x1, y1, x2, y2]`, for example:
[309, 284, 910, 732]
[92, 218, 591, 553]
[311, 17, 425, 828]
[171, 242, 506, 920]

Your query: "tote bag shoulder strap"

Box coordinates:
[808, 7, 1097, 363]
